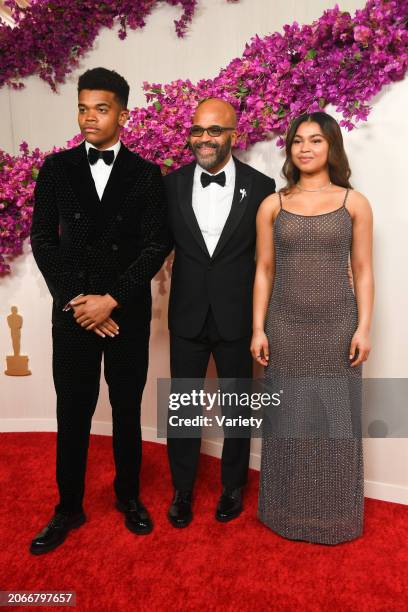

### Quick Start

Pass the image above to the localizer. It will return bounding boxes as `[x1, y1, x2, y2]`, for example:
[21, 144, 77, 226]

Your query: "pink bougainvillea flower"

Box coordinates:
[0, 0, 407, 275]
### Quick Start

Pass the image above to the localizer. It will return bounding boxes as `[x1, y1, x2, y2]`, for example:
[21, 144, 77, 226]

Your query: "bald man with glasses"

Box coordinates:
[164, 98, 276, 527]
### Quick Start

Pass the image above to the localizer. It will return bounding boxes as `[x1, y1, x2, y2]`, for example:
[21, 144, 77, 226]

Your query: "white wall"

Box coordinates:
[0, 0, 407, 504]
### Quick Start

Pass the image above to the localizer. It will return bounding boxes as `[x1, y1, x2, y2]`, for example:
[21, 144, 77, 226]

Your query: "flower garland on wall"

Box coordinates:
[0, 0, 407, 275]
[1, 0, 238, 90]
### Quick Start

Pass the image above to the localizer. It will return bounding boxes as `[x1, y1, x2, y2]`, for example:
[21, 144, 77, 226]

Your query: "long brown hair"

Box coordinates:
[281, 112, 352, 194]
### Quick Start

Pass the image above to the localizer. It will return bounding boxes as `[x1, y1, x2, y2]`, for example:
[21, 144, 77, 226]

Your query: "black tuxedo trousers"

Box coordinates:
[168, 308, 253, 491]
[52, 322, 149, 513]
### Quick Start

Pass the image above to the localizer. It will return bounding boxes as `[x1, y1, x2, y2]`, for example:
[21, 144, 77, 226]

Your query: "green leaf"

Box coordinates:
[163, 158, 174, 167]
[252, 119, 259, 128]
[235, 86, 250, 99]
[277, 107, 286, 118]
[318, 97, 326, 108]
[31, 167, 39, 180]
[305, 49, 317, 60]
[354, 52, 362, 61]
[153, 101, 161, 112]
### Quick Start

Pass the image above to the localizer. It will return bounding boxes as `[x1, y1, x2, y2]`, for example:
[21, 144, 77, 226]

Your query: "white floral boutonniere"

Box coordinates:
[239, 188, 247, 202]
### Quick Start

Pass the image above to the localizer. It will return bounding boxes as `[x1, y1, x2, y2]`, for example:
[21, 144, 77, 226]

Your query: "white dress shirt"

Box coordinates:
[192, 156, 236, 257]
[85, 139, 121, 200]
[62, 139, 121, 311]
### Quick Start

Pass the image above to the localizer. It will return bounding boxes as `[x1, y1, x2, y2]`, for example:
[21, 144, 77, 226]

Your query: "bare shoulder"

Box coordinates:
[346, 189, 373, 219]
[257, 192, 281, 222]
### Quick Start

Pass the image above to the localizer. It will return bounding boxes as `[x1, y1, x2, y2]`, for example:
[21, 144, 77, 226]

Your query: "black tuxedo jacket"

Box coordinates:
[164, 157, 276, 341]
[31, 142, 170, 330]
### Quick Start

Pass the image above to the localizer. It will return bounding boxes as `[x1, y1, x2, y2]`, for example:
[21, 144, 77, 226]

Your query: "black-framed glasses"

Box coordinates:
[189, 125, 236, 138]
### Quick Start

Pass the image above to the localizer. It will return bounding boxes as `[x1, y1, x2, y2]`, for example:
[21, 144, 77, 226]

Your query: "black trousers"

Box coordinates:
[167, 309, 253, 491]
[52, 322, 149, 514]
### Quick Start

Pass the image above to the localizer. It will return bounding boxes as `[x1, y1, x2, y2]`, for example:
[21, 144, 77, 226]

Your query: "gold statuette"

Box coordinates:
[4, 306, 31, 376]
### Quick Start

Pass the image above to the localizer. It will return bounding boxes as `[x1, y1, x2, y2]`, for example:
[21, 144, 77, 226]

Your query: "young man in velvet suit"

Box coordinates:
[30, 68, 170, 554]
[164, 99, 276, 527]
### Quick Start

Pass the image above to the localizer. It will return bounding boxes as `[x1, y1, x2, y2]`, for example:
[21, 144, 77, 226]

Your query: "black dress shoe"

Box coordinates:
[115, 499, 153, 535]
[215, 488, 243, 522]
[29, 511, 86, 555]
[168, 490, 193, 528]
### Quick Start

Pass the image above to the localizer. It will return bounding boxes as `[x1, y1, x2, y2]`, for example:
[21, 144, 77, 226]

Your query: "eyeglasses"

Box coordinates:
[189, 125, 236, 138]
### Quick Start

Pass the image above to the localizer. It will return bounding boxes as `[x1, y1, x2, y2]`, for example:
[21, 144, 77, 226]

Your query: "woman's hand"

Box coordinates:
[349, 327, 371, 367]
[251, 330, 270, 366]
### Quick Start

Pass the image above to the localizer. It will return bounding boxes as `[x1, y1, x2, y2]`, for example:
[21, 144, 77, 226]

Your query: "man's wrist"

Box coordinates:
[62, 293, 84, 312]
[105, 294, 119, 310]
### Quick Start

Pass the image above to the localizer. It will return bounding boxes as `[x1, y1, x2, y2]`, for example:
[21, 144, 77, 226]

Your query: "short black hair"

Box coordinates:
[78, 67, 130, 108]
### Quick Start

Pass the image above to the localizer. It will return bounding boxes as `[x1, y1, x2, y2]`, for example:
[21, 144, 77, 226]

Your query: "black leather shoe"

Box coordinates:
[115, 499, 153, 535]
[29, 511, 86, 555]
[215, 488, 243, 522]
[168, 490, 193, 528]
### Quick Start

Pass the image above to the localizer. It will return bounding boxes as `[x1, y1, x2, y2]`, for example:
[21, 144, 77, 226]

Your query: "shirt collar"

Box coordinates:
[196, 155, 235, 187]
[85, 139, 121, 162]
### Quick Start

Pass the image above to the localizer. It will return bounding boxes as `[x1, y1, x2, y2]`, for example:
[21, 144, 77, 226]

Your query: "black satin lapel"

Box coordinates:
[177, 166, 210, 257]
[63, 143, 100, 215]
[211, 167, 253, 260]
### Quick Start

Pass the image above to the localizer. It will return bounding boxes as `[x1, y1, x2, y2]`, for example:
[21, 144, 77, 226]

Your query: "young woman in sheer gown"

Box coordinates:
[251, 112, 374, 544]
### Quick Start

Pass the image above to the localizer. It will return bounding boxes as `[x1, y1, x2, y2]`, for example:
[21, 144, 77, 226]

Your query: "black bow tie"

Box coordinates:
[87, 147, 115, 166]
[200, 171, 226, 188]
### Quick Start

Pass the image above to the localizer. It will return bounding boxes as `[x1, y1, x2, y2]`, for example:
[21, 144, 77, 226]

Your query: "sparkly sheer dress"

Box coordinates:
[258, 190, 364, 545]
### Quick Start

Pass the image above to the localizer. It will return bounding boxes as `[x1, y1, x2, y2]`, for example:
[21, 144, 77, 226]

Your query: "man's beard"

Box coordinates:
[191, 137, 232, 171]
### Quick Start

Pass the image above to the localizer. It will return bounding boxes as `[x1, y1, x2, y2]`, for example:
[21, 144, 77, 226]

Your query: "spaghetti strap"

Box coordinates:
[342, 189, 350, 209]
[278, 191, 283, 209]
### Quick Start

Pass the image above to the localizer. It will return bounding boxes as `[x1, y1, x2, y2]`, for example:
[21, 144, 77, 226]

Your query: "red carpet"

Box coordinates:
[0, 432, 407, 611]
